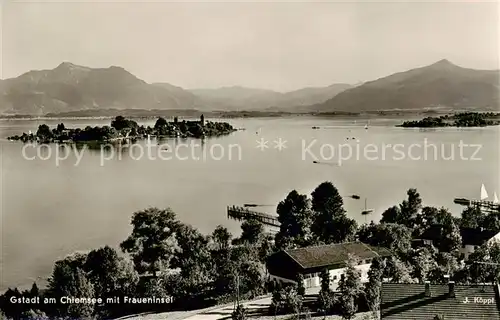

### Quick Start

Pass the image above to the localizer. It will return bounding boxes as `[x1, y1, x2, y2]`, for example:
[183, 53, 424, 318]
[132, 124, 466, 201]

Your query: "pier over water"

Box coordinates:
[227, 205, 280, 228]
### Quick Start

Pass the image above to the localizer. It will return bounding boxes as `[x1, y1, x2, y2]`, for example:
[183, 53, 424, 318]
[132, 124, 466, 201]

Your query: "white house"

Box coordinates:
[266, 242, 392, 288]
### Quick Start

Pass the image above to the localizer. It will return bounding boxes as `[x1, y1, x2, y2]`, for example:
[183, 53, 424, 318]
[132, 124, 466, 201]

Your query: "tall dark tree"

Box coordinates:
[171, 223, 213, 297]
[399, 188, 422, 228]
[411, 247, 437, 283]
[380, 206, 401, 224]
[311, 181, 345, 216]
[338, 256, 362, 320]
[364, 257, 384, 313]
[154, 117, 168, 129]
[311, 182, 356, 244]
[84, 246, 139, 302]
[440, 221, 462, 255]
[381, 188, 422, 227]
[47, 257, 95, 319]
[239, 219, 264, 245]
[317, 269, 334, 316]
[275, 190, 312, 250]
[120, 207, 179, 275]
[212, 225, 232, 251]
[384, 256, 414, 283]
[460, 206, 485, 229]
[357, 222, 412, 254]
[296, 273, 305, 296]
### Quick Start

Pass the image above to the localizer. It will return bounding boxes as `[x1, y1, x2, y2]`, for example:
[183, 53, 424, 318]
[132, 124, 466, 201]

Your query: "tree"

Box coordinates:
[36, 124, 52, 140]
[83, 245, 139, 318]
[381, 188, 422, 228]
[461, 206, 485, 229]
[270, 285, 302, 315]
[357, 223, 412, 255]
[384, 256, 414, 283]
[338, 256, 362, 320]
[111, 116, 138, 131]
[440, 221, 462, 255]
[29, 283, 40, 298]
[399, 188, 422, 227]
[50, 267, 95, 319]
[311, 182, 357, 244]
[258, 234, 275, 263]
[154, 117, 168, 129]
[171, 223, 213, 298]
[212, 225, 232, 251]
[311, 181, 345, 215]
[120, 208, 179, 275]
[296, 274, 305, 296]
[364, 257, 384, 313]
[428, 252, 460, 283]
[275, 190, 312, 250]
[411, 247, 437, 283]
[240, 219, 264, 245]
[380, 206, 401, 224]
[56, 123, 66, 132]
[1, 288, 23, 320]
[466, 242, 500, 283]
[317, 269, 334, 316]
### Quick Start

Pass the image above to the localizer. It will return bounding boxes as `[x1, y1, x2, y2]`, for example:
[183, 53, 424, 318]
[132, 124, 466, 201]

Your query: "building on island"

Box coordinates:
[381, 281, 500, 319]
[413, 225, 500, 260]
[266, 242, 392, 288]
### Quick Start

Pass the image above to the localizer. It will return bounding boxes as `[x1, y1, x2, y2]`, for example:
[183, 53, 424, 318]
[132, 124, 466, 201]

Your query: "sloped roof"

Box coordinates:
[381, 283, 500, 320]
[417, 225, 498, 246]
[284, 242, 391, 270]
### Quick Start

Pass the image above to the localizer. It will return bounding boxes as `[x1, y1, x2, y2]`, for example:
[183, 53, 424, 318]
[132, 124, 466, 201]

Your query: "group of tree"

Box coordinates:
[8, 116, 236, 143]
[399, 112, 500, 128]
[275, 182, 358, 251]
[2, 181, 499, 320]
[269, 184, 500, 319]
[0, 207, 274, 320]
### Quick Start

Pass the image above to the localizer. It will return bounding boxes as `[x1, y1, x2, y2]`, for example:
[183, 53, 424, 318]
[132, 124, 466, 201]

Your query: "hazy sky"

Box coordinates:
[1, 1, 499, 91]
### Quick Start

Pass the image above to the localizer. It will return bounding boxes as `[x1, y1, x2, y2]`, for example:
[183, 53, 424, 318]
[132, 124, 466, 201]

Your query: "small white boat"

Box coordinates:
[481, 183, 489, 200]
[494, 192, 499, 204]
[364, 124, 368, 130]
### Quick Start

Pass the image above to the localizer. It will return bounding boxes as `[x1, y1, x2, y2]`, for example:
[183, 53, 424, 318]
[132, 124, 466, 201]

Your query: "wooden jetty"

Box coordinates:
[454, 198, 500, 214]
[227, 205, 280, 228]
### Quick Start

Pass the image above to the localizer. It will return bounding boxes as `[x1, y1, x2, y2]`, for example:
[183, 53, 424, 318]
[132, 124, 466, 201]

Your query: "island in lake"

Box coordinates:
[7, 115, 236, 143]
[397, 112, 500, 128]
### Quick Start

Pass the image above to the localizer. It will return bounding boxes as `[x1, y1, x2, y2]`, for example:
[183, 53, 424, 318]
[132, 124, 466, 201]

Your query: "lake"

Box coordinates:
[0, 116, 499, 291]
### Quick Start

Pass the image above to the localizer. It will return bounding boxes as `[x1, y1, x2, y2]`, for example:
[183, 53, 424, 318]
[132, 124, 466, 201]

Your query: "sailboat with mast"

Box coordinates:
[481, 183, 489, 200]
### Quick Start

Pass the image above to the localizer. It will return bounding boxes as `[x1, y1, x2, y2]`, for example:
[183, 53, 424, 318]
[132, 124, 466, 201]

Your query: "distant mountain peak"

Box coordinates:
[430, 59, 456, 68]
[55, 61, 90, 71]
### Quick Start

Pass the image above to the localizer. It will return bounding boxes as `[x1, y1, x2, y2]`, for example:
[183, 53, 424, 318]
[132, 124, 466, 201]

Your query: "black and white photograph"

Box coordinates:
[0, 1, 499, 319]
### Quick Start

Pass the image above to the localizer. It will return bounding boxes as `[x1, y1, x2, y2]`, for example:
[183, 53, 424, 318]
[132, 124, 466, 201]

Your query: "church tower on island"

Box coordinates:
[200, 114, 205, 126]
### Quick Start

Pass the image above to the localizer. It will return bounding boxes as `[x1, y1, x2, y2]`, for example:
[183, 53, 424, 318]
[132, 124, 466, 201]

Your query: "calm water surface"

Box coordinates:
[0, 116, 499, 290]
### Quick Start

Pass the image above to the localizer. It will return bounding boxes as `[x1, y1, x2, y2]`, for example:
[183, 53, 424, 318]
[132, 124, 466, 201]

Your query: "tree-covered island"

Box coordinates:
[7, 115, 236, 143]
[398, 112, 500, 128]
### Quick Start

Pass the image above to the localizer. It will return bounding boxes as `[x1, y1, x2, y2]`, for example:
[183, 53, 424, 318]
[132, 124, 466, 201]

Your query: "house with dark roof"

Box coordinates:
[414, 225, 500, 259]
[381, 281, 500, 319]
[266, 242, 392, 288]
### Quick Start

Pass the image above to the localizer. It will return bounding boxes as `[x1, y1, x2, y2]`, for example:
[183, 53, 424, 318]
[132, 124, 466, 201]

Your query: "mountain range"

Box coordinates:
[0, 60, 498, 116]
[310, 59, 500, 113]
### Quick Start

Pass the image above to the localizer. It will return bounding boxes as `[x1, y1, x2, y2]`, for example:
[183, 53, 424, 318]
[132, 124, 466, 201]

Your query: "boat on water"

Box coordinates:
[481, 183, 489, 200]
[494, 192, 499, 204]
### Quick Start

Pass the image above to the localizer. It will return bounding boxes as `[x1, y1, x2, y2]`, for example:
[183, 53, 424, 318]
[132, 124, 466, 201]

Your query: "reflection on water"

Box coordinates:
[0, 117, 499, 291]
